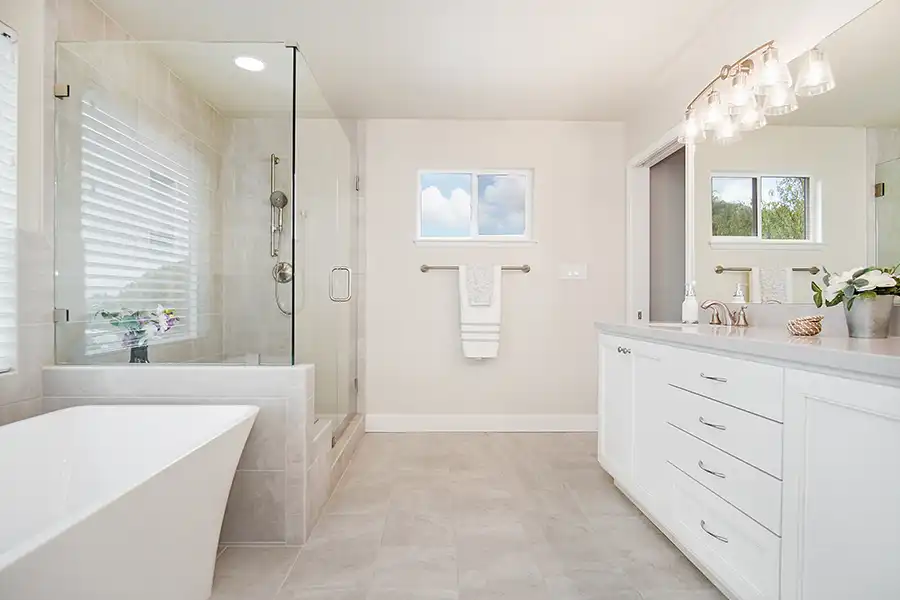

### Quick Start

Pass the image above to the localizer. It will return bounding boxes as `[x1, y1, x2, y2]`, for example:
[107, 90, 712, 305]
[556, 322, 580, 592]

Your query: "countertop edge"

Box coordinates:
[595, 322, 900, 387]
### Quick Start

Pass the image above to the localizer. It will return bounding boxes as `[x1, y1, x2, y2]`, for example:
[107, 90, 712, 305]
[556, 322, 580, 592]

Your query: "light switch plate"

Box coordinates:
[559, 264, 588, 280]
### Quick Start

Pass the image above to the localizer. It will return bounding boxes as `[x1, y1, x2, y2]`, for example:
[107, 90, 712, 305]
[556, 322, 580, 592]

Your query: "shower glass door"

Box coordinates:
[292, 49, 359, 437]
[53, 41, 297, 365]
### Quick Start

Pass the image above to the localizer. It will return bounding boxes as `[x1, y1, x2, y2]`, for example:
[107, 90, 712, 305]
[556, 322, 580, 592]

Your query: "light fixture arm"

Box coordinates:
[686, 40, 776, 110]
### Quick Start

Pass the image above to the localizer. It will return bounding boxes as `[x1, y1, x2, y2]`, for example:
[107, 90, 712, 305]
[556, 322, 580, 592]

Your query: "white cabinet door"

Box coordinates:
[598, 335, 634, 480]
[782, 370, 900, 600]
[632, 346, 668, 508]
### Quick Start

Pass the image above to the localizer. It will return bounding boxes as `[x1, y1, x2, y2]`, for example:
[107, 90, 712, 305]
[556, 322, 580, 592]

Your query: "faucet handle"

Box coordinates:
[707, 306, 723, 325]
[735, 305, 749, 327]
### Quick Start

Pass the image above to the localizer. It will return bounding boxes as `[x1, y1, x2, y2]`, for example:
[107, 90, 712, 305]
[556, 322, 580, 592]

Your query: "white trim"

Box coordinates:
[626, 123, 685, 323]
[365, 413, 598, 433]
[709, 240, 826, 251]
[413, 239, 537, 248]
[416, 169, 533, 242]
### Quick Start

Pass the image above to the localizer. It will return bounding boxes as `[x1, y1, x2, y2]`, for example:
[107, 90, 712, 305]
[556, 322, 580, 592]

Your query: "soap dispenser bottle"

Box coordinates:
[682, 281, 699, 324]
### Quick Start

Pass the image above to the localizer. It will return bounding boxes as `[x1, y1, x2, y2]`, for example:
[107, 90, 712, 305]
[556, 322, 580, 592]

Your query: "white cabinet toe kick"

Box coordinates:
[597, 325, 900, 600]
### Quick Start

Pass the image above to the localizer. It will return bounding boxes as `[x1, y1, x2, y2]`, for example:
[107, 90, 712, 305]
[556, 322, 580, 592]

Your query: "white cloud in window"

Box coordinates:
[421, 185, 471, 235]
[478, 175, 526, 235]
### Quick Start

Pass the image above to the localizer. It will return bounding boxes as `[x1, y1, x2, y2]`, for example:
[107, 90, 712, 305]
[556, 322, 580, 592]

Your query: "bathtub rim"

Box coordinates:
[0, 404, 259, 572]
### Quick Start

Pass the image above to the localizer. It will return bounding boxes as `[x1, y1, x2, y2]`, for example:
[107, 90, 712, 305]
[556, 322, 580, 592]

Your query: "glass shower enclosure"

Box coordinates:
[53, 41, 358, 436]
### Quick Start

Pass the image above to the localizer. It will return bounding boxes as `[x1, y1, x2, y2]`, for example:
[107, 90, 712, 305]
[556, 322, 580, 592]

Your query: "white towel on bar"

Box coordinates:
[458, 265, 502, 359]
[750, 267, 789, 304]
[466, 265, 495, 306]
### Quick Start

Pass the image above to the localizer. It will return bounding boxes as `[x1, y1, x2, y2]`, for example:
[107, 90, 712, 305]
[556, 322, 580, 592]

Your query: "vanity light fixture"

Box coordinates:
[234, 56, 266, 72]
[680, 41, 836, 145]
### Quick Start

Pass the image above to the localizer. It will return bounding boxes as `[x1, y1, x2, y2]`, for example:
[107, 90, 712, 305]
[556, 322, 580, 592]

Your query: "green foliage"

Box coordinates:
[761, 177, 806, 240]
[711, 194, 754, 236]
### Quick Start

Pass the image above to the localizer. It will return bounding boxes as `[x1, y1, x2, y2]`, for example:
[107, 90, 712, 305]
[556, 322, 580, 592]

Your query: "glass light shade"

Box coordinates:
[763, 83, 799, 116]
[755, 46, 792, 92]
[795, 47, 836, 97]
[702, 90, 726, 130]
[737, 97, 767, 131]
[728, 72, 753, 115]
[680, 108, 706, 143]
[714, 115, 742, 145]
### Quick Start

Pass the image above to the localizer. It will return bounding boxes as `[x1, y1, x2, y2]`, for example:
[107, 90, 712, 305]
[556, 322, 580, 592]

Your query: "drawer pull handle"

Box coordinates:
[698, 416, 726, 431]
[700, 373, 728, 383]
[701, 520, 729, 543]
[698, 460, 726, 479]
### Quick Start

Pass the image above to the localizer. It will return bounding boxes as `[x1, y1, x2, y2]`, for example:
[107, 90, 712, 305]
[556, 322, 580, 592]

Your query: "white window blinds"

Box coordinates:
[0, 28, 18, 373]
[80, 89, 202, 355]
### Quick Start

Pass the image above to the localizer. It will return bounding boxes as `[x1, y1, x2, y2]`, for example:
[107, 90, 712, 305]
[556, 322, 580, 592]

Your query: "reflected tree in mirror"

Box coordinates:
[761, 176, 807, 240]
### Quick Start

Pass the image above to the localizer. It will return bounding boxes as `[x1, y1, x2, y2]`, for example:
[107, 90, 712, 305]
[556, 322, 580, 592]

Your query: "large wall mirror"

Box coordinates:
[690, 0, 899, 305]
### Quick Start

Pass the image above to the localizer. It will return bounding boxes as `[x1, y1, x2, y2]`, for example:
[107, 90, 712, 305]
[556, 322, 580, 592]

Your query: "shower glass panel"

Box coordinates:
[876, 157, 900, 267]
[54, 41, 297, 364]
[292, 59, 359, 436]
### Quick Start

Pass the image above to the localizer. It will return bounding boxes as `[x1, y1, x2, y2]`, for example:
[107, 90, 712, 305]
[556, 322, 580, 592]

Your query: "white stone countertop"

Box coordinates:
[596, 321, 900, 385]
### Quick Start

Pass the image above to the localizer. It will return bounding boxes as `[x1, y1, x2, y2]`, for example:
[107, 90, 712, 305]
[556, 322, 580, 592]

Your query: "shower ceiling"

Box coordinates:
[147, 42, 333, 117]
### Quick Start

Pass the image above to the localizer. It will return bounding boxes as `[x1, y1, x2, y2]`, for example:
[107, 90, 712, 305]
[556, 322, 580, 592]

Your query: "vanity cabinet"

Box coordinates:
[781, 370, 900, 600]
[597, 336, 634, 481]
[597, 328, 900, 600]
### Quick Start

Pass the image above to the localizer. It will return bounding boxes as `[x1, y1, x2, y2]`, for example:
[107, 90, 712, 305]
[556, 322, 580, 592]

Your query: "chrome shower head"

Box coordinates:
[270, 190, 288, 209]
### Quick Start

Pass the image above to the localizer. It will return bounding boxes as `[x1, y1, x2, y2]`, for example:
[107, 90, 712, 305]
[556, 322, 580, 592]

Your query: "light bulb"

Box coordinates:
[234, 56, 266, 72]
[763, 83, 798, 116]
[715, 115, 742, 145]
[738, 98, 767, 131]
[702, 90, 726, 131]
[795, 47, 836, 97]
[680, 108, 705, 143]
[728, 72, 753, 114]
[755, 46, 792, 92]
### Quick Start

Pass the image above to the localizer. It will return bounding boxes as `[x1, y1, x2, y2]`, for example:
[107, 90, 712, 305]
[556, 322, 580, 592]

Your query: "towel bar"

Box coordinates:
[714, 265, 820, 275]
[420, 264, 531, 273]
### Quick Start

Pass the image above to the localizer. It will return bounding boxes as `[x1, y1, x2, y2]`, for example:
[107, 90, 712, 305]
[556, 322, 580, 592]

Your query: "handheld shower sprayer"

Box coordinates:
[269, 153, 292, 316]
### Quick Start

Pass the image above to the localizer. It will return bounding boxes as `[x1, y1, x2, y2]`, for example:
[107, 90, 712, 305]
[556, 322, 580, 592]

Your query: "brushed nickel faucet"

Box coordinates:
[700, 300, 750, 327]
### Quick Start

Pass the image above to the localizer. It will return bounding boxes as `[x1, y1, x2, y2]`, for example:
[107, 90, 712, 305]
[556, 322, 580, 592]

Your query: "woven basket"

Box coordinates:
[787, 315, 824, 337]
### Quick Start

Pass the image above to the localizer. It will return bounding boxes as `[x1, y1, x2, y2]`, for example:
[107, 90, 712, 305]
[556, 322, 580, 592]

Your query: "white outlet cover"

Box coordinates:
[559, 264, 588, 280]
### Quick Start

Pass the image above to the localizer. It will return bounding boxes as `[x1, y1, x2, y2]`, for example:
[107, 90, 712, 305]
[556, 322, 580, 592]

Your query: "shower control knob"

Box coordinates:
[272, 262, 294, 284]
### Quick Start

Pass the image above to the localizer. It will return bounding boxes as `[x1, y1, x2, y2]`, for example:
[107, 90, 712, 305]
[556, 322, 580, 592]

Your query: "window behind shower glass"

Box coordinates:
[0, 26, 17, 374]
[78, 87, 205, 356]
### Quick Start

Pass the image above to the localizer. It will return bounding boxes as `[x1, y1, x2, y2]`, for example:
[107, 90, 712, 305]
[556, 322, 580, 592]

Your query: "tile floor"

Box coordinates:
[211, 433, 725, 600]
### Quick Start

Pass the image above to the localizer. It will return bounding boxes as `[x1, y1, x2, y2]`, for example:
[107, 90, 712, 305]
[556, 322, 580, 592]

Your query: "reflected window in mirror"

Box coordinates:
[711, 174, 811, 241]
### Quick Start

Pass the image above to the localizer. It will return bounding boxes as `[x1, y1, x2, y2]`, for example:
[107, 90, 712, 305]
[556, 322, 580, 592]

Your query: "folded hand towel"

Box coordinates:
[458, 265, 502, 359]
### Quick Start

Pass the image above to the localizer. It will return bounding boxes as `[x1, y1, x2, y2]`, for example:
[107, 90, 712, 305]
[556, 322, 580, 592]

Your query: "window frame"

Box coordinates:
[709, 171, 820, 248]
[416, 169, 534, 244]
[0, 21, 18, 376]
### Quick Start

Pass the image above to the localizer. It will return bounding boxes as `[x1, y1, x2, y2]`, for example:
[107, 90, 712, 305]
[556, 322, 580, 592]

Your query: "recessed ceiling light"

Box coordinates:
[234, 56, 266, 72]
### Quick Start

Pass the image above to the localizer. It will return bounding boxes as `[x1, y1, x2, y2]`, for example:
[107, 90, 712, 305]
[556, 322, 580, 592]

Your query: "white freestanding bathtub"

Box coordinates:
[0, 405, 259, 600]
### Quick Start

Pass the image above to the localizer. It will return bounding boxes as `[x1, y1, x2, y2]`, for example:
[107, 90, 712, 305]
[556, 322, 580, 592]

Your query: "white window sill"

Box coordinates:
[709, 239, 825, 251]
[414, 239, 537, 248]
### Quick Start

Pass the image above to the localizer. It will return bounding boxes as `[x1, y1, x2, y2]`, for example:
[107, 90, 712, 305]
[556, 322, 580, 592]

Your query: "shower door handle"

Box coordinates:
[329, 267, 352, 303]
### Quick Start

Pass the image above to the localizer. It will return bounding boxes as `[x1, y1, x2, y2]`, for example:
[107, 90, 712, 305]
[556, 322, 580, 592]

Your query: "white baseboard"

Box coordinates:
[365, 413, 598, 433]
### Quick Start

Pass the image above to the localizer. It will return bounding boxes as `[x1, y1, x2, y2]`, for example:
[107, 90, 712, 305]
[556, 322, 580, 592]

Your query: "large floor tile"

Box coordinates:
[211, 433, 721, 600]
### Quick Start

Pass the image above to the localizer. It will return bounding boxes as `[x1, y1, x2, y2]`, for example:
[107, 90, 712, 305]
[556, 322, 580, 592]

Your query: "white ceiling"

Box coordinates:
[778, 0, 900, 128]
[89, 0, 731, 120]
[146, 42, 333, 117]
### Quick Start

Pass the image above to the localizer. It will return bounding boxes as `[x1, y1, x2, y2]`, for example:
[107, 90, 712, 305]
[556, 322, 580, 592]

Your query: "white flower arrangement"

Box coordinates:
[812, 265, 900, 309]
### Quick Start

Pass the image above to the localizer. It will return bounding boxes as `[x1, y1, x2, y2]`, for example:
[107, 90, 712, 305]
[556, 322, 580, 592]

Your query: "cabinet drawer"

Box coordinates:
[667, 425, 782, 535]
[668, 386, 783, 478]
[669, 465, 781, 600]
[668, 348, 783, 422]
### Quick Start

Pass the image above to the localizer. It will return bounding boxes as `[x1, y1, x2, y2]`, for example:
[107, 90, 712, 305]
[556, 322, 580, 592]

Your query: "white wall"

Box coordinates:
[363, 119, 626, 431]
[694, 126, 868, 302]
[0, 0, 53, 424]
[624, 0, 881, 159]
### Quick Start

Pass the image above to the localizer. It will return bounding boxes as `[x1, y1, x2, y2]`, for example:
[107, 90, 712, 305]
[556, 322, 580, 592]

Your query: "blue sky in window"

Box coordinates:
[420, 172, 472, 237]
[712, 177, 753, 206]
[478, 174, 526, 235]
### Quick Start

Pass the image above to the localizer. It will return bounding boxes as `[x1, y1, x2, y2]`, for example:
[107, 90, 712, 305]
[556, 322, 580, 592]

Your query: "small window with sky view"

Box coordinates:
[419, 170, 531, 241]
